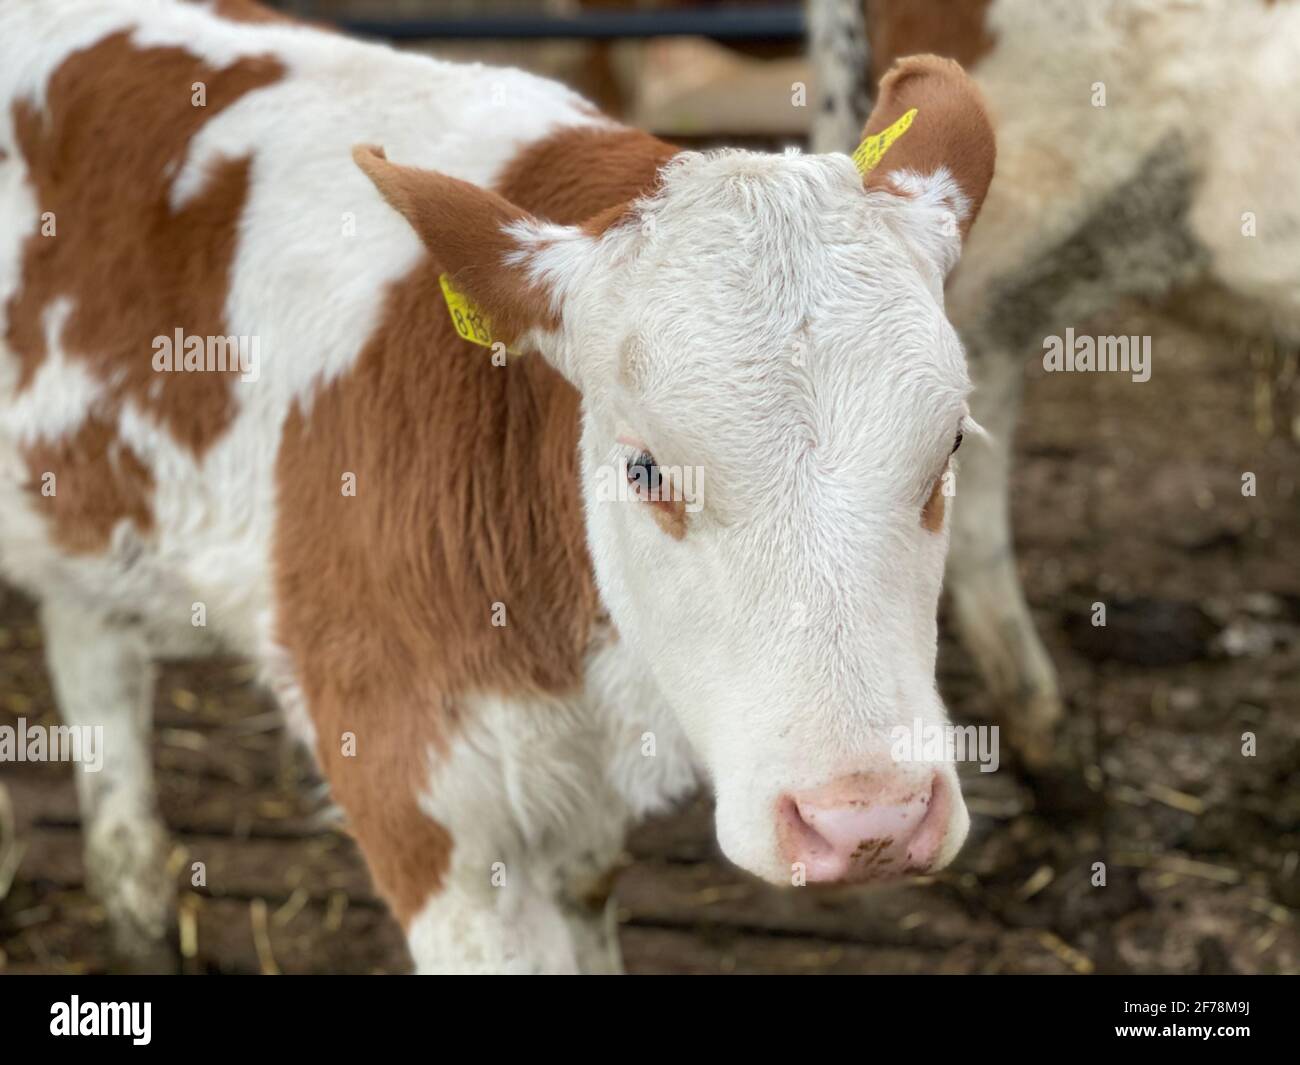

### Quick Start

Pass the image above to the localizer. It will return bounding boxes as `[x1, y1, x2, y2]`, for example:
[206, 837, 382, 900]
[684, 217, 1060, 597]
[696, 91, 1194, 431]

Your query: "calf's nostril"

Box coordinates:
[778, 794, 835, 859]
[778, 772, 955, 882]
[904, 772, 949, 870]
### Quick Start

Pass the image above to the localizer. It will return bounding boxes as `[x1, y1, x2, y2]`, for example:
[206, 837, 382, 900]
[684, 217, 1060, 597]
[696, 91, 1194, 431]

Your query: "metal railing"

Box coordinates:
[288, 3, 805, 42]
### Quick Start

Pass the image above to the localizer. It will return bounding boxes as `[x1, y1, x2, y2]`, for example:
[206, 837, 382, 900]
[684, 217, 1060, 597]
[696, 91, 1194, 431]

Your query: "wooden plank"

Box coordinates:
[613, 860, 1001, 949]
[0, 887, 409, 975]
[620, 925, 979, 975]
[12, 823, 378, 904]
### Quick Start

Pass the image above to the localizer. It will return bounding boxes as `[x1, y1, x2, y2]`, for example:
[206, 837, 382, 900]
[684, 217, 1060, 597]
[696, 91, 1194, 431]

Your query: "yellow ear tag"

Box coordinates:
[852, 107, 917, 176]
[439, 274, 515, 354]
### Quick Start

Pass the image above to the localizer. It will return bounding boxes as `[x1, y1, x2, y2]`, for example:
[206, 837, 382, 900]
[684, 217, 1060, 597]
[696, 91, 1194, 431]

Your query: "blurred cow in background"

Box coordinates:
[813, 0, 1300, 764]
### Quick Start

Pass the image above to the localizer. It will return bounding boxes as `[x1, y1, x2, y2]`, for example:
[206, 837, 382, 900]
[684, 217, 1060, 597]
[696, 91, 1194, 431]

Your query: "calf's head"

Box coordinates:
[357, 56, 995, 887]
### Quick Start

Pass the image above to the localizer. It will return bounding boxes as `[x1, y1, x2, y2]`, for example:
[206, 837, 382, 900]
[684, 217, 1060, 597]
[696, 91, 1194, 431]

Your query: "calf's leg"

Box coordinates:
[946, 347, 1062, 767]
[40, 598, 174, 969]
[310, 685, 629, 974]
[375, 811, 625, 974]
[405, 865, 595, 975]
[553, 857, 624, 975]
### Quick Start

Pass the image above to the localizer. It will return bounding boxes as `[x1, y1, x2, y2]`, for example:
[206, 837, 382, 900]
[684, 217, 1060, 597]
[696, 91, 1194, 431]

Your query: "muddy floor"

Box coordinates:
[1, 303, 1297, 974]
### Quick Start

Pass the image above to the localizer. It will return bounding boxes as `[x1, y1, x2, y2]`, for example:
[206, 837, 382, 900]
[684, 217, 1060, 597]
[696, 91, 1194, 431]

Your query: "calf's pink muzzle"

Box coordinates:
[777, 770, 955, 883]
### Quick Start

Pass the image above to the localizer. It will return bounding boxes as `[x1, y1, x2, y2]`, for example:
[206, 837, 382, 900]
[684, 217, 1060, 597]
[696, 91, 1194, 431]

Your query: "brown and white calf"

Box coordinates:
[813, 0, 1300, 764]
[0, 0, 994, 972]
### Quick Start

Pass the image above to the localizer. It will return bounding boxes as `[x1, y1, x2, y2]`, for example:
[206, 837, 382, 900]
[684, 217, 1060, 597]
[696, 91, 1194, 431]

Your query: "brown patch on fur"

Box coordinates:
[496, 126, 679, 238]
[859, 55, 996, 241]
[649, 497, 688, 541]
[273, 316, 593, 920]
[22, 418, 155, 553]
[6, 33, 282, 551]
[921, 473, 947, 533]
[867, 0, 996, 85]
[279, 122, 674, 922]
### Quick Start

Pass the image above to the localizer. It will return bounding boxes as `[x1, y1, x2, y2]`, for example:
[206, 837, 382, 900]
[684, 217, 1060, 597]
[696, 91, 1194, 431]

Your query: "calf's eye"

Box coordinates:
[952, 431, 964, 455]
[627, 451, 662, 499]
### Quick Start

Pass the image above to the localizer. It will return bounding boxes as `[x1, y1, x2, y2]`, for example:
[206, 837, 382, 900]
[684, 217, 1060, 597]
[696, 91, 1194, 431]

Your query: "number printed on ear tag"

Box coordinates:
[852, 107, 917, 176]
[439, 273, 514, 352]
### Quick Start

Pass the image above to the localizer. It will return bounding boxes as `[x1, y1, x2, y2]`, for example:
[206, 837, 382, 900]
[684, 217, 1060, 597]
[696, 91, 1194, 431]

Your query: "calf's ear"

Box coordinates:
[857, 55, 995, 270]
[353, 145, 591, 379]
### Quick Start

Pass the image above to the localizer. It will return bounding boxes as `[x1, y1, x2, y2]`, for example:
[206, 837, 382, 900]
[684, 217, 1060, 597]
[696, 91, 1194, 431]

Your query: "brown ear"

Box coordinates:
[858, 55, 995, 240]
[352, 145, 559, 345]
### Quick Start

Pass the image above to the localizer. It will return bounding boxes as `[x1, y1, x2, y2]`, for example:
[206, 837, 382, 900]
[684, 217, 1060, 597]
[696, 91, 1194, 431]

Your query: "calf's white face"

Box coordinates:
[358, 56, 996, 886]
[574, 151, 979, 885]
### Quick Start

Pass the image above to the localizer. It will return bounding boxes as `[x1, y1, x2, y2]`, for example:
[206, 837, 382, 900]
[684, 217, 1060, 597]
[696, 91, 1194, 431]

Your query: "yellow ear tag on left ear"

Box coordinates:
[439, 274, 516, 354]
[852, 107, 917, 176]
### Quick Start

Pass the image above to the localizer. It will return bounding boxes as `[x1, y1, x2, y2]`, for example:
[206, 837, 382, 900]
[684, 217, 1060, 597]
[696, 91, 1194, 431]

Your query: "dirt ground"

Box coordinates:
[1, 298, 1298, 974]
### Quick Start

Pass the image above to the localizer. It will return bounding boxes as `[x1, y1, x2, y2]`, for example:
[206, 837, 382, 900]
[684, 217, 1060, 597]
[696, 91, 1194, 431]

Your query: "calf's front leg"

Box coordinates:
[404, 851, 625, 975]
[310, 687, 629, 974]
[40, 598, 175, 970]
